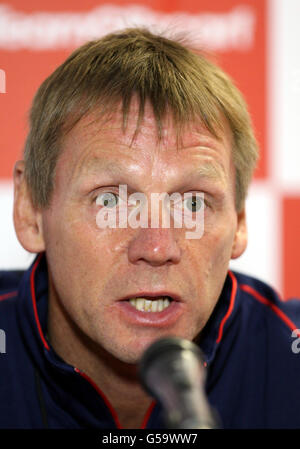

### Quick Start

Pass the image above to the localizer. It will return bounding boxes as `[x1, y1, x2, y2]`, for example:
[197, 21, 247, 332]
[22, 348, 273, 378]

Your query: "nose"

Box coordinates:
[128, 227, 182, 267]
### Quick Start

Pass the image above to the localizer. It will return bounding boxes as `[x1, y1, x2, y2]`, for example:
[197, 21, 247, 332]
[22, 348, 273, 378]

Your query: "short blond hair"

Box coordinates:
[24, 27, 258, 212]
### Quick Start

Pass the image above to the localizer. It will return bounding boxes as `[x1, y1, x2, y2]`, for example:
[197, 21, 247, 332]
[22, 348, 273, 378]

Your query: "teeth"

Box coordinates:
[129, 298, 136, 308]
[151, 300, 158, 312]
[128, 297, 171, 312]
[144, 300, 152, 311]
[158, 300, 164, 312]
[136, 298, 144, 311]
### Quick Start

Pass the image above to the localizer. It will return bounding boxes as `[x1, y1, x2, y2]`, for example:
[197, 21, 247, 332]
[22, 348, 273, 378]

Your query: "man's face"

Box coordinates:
[41, 103, 246, 364]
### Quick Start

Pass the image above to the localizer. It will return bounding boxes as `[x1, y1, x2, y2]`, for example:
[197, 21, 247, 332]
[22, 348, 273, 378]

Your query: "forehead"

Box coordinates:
[56, 101, 234, 194]
[61, 101, 232, 160]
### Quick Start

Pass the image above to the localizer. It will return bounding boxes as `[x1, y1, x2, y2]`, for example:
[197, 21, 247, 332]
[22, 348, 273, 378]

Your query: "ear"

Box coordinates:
[13, 160, 45, 253]
[231, 207, 247, 259]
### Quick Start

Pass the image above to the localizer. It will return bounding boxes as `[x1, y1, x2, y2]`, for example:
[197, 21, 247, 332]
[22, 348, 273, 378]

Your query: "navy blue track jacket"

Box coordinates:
[1, 252, 300, 429]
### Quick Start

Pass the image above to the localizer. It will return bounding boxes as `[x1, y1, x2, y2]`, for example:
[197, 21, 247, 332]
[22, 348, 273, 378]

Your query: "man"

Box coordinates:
[0, 27, 300, 429]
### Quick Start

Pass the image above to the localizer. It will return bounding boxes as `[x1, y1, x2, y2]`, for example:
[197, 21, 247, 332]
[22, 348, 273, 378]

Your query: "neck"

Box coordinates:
[47, 284, 153, 429]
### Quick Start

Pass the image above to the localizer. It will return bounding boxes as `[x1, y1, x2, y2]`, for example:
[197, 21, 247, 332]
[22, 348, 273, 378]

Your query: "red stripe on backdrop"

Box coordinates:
[283, 196, 300, 299]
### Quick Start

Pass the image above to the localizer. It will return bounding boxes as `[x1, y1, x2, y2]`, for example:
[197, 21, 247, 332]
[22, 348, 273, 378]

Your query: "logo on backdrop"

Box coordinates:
[0, 4, 255, 51]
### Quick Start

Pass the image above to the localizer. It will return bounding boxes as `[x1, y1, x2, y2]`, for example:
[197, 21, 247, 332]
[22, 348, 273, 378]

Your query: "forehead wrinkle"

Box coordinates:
[74, 146, 228, 184]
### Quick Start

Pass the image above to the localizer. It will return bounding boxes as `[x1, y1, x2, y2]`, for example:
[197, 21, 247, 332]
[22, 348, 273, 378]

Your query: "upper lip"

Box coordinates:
[118, 291, 183, 302]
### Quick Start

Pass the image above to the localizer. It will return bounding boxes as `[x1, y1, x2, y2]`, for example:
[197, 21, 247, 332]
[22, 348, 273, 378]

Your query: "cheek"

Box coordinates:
[211, 223, 236, 261]
[44, 203, 106, 255]
[43, 206, 133, 299]
[182, 213, 237, 295]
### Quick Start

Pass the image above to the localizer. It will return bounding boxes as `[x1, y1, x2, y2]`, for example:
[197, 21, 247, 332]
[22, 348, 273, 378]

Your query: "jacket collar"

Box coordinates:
[200, 270, 239, 366]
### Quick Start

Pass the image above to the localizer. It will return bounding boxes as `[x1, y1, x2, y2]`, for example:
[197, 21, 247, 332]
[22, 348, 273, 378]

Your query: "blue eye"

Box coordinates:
[96, 192, 119, 208]
[183, 195, 204, 212]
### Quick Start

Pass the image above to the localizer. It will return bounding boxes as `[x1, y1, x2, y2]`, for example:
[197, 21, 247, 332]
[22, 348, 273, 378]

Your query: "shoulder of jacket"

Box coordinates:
[232, 269, 300, 332]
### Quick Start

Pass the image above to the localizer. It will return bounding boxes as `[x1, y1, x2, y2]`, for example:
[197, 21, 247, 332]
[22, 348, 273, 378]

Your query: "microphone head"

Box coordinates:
[139, 336, 204, 397]
[138, 336, 216, 428]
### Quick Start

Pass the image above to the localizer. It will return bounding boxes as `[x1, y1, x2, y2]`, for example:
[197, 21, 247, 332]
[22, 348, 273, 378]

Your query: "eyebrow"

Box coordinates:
[191, 163, 226, 182]
[78, 158, 129, 178]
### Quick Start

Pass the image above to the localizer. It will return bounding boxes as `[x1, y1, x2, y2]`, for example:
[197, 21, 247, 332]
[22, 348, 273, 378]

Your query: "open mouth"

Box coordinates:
[128, 296, 173, 312]
[116, 293, 183, 326]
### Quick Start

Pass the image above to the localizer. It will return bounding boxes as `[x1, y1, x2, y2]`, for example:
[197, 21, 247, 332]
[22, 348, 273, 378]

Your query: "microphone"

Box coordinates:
[139, 336, 218, 429]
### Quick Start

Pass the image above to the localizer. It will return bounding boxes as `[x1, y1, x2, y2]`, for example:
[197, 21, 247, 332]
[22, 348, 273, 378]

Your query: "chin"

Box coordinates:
[117, 340, 158, 364]
[107, 332, 192, 365]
